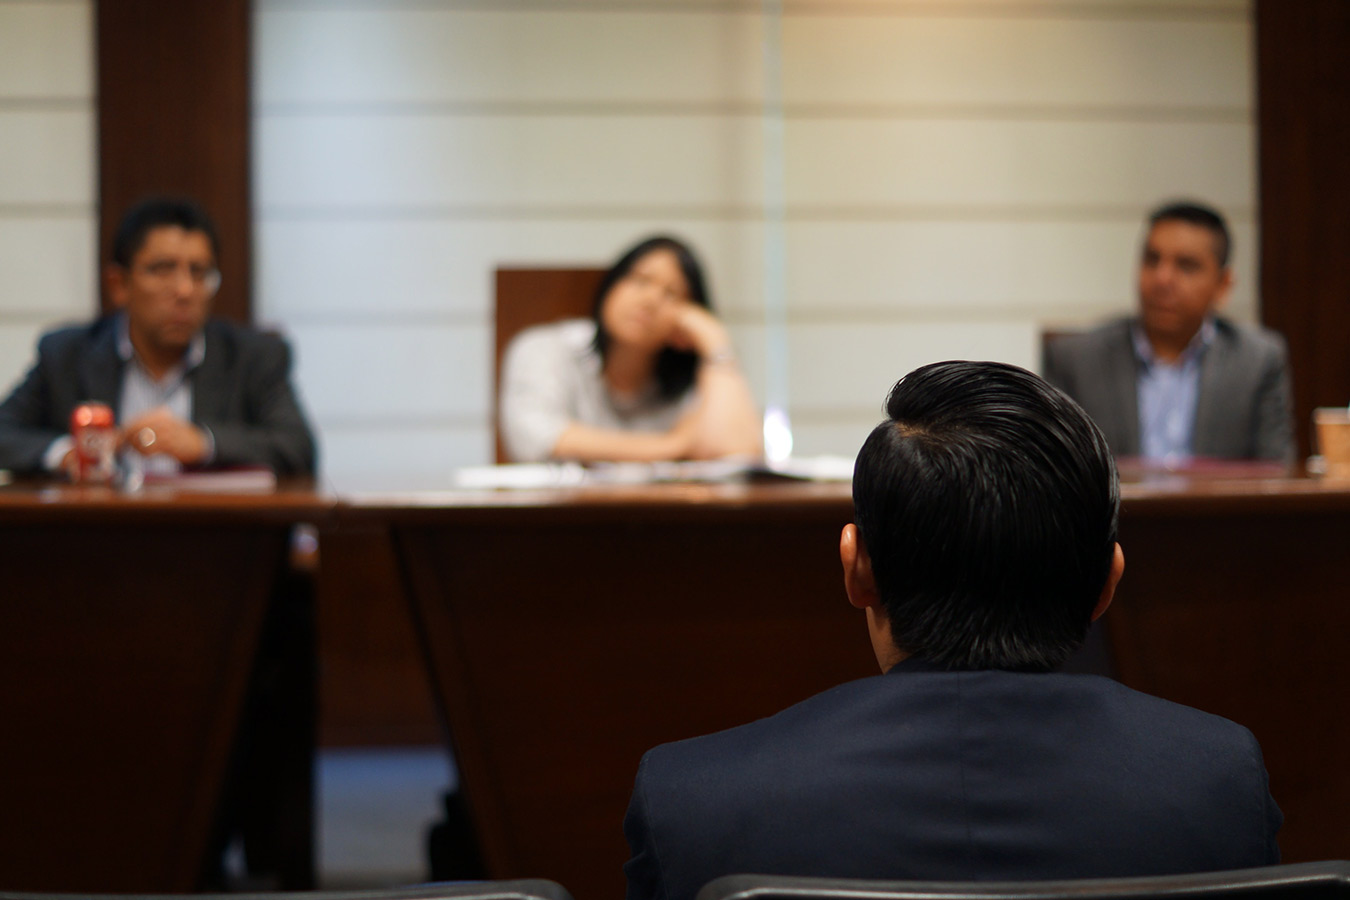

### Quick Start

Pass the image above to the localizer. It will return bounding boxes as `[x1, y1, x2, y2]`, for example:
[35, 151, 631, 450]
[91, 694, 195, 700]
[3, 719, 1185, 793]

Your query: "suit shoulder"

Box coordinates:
[1212, 318, 1288, 360]
[38, 318, 106, 346]
[1091, 675, 1263, 756]
[35, 318, 113, 359]
[637, 675, 888, 783]
[204, 318, 293, 358]
[1045, 318, 1133, 366]
[1052, 318, 1132, 351]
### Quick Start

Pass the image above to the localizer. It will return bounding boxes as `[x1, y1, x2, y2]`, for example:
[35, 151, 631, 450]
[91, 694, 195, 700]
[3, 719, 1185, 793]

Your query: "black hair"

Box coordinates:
[591, 235, 712, 401]
[1148, 200, 1231, 268]
[852, 361, 1120, 672]
[111, 196, 221, 268]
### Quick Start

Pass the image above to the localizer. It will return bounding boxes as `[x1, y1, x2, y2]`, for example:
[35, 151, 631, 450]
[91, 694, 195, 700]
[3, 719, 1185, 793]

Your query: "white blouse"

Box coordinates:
[499, 319, 697, 462]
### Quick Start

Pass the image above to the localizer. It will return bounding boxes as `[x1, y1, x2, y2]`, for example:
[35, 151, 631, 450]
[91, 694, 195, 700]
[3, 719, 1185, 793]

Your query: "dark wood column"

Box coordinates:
[1256, 0, 1350, 459]
[96, 1, 252, 323]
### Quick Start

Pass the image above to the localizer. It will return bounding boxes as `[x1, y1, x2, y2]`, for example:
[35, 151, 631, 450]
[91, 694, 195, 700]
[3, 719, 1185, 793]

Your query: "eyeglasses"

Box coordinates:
[136, 260, 222, 296]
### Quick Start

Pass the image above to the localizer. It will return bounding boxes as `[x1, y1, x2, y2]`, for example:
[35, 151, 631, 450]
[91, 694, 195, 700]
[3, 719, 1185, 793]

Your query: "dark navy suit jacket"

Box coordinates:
[623, 658, 1281, 900]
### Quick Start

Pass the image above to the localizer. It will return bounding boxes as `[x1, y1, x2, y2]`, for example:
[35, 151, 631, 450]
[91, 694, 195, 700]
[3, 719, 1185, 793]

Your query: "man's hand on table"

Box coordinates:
[120, 407, 210, 465]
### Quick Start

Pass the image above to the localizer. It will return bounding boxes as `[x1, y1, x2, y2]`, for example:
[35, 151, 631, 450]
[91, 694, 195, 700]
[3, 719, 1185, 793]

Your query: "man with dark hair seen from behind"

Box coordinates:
[0, 195, 315, 476]
[624, 361, 1281, 900]
[1044, 200, 1293, 462]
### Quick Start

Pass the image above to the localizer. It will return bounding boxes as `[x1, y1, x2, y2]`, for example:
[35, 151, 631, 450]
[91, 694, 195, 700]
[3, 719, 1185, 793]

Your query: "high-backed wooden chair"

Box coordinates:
[493, 267, 606, 463]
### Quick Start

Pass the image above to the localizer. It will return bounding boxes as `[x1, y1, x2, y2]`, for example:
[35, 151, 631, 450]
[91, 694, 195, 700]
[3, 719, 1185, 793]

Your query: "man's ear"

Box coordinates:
[840, 524, 881, 610]
[106, 265, 130, 309]
[1091, 543, 1125, 622]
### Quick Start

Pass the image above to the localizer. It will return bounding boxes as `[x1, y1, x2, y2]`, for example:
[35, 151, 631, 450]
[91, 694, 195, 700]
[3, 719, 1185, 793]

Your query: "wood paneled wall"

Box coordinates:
[96, 0, 252, 322]
[1256, 0, 1350, 458]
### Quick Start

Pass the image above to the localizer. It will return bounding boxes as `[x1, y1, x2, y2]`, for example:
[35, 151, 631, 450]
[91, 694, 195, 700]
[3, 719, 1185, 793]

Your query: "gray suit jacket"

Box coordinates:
[0, 315, 317, 475]
[1042, 317, 1293, 461]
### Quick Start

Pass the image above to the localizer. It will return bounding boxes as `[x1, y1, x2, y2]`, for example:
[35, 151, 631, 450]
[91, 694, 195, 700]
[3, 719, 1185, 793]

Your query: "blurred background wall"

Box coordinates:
[0, 0, 96, 399]
[0, 0, 1258, 483]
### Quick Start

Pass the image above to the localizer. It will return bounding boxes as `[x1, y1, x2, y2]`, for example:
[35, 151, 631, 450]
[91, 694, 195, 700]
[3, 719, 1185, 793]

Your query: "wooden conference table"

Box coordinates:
[344, 467, 1350, 900]
[2, 470, 1347, 895]
[0, 478, 332, 892]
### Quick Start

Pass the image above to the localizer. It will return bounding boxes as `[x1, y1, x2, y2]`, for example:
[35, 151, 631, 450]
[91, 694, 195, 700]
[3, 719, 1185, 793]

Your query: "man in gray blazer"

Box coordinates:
[0, 196, 315, 476]
[1044, 201, 1293, 461]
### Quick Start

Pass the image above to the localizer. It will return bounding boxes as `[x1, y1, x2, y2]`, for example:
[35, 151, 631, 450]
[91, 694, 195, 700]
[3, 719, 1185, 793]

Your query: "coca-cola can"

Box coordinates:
[70, 401, 117, 483]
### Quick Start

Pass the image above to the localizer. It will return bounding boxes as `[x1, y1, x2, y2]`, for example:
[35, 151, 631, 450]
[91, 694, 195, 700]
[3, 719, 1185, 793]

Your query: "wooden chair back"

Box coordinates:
[493, 267, 606, 463]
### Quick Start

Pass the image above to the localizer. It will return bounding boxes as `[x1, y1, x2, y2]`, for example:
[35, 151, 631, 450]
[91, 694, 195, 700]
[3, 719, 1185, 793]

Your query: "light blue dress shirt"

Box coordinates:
[1132, 318, 1215, 463]
[114, 315, 209, 475]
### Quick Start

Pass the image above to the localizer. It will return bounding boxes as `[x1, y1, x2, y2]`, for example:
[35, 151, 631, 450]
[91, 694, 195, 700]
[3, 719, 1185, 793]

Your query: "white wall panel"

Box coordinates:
[786, 320, 1041, 414]
[789, 420, 882, 460]
[256, 0, 1246, 12]
[788, 119, 1253, 209]
[288, 322, 488, 420]
[0, 323, 49, 400]
[256, 114, 764, 210]
[788, 0, 1245, 10]
[0, 216, 97, 316]
[258, 215, 1257, 330]
[784, 17, 1249, 109]
[0, 111, 95, 205]
[257, 9, 761, 105]
[0, 0, 96, 412]
[785, 219, 1258, 323]
[729, 319, 1039, 422]
[257, 116, 1254, 221]
[254, 1, 1255, 473]
[320, 424, 491, 484]
[257, 218, 764, 322]
[0, 2, 91, 99]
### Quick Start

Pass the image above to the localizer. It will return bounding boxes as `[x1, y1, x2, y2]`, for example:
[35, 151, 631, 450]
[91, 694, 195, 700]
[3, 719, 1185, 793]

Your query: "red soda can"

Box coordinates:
[70, 401, 117, 483]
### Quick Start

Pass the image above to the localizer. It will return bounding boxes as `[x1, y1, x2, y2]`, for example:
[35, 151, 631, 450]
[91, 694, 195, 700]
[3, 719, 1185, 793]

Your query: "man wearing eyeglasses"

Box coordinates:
[0, 197, 320, 888]
[0, 196, 316, 476]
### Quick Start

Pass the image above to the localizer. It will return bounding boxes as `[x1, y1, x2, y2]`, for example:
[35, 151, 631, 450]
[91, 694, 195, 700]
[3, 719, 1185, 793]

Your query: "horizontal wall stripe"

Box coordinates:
[259, 100, 1249, 123]
[0, 203, 95, 216]
[0, 98, 92, 111]
[258, 9, 1244, 110]
[260, 205, 772, 221]
[313, 406, 887, 432]
[312, 414, 486, 430]
[257, 305, 1211, 330]
[0, 310, 91, 326]
[778, 2, 1246, 22]
[267, 306, 1219, 330]
[257, 1, 1244, 23]
[258, 203, 1256, 222]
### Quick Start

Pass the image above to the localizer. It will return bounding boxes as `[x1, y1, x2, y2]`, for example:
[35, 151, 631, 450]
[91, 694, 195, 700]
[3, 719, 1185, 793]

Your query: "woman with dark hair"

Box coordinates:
[500, 235, 761, 462]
